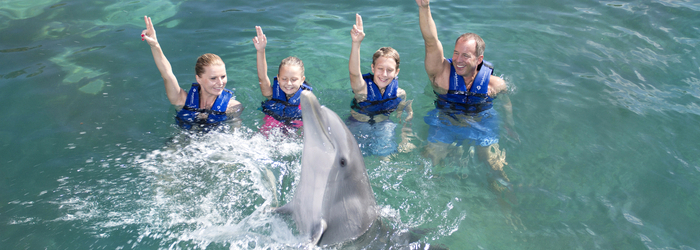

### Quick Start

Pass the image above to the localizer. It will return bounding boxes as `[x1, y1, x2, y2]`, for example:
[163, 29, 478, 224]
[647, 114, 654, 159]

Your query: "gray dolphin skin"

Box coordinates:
[276, 90, 378, 246]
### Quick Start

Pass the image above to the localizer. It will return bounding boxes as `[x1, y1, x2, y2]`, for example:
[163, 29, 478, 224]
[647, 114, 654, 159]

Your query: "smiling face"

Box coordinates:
[452, 38, 484, 77]
[370, 56, 400, 89]
[195, 63, 227, 98]
[277, 64, 306, 96]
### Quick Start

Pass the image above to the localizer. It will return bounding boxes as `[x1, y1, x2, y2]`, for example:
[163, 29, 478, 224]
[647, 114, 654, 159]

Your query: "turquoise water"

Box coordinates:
[2, 0, 699, 249]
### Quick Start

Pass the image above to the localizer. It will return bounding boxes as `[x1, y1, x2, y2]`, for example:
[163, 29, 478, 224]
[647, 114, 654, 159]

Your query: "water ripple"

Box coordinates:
[623, 213, 644, 226]
[653, 0, 700, 11]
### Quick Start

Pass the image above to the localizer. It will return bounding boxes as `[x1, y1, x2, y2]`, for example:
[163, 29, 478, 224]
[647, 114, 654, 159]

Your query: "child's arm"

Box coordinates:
[142, 16, 186, 106]
[396, 88, 416, 153]
[349, 14, 367, 95]
[253, 26, 272, 98]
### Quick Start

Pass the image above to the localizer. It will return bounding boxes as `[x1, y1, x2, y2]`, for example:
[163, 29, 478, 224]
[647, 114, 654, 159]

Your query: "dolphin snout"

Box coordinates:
[300, 90, 320, 122]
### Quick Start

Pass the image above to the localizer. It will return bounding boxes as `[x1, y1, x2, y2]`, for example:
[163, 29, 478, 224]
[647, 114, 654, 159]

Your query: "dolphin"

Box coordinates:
[276, 90, 377, 246]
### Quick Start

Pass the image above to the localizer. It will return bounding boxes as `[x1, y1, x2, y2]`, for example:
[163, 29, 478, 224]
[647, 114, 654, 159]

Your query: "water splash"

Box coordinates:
[52, 129, 307, 249]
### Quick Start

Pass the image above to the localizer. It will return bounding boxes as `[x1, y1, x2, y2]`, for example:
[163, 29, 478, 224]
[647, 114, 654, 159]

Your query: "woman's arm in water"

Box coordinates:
[225, 102, 244, 129]
[253, 26, 273, 98]
[141, 16, 186, 106]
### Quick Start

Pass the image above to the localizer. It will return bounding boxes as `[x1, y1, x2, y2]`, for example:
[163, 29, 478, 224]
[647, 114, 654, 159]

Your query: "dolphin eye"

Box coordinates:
[339, 158, 347, 167]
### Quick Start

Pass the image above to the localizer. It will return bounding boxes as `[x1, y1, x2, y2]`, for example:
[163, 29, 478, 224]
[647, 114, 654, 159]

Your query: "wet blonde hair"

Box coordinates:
[456, 33, 485, 57]
[372, 47, 400, 69]
[195, 53, 225, 76]
[278, 56, 305, 76]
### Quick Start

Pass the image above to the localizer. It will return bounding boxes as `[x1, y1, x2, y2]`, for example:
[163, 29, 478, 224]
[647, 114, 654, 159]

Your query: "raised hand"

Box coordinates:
[141, 16, 158, 47]
[253, 26, 267, 51]
[416, 0, 430, 7]
[351, 13, 365, 43]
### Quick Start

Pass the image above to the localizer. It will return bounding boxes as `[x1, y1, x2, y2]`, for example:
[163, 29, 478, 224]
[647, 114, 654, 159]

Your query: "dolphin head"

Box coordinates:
[279, 90, 377, 246]
[300, 90, 364, 176]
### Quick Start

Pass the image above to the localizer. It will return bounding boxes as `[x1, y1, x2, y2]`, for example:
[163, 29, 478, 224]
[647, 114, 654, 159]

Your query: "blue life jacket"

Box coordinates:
[434, 58, 494, 114]
[175, 83, 233, 131]
[351, 73, 402, 124]
[260, 77, 313, 125]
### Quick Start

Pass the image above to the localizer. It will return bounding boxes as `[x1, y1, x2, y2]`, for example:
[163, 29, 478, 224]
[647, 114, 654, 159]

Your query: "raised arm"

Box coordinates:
[142, 16, 186, 106]
[253, 26, 272, 98]
[416, 0, 448, 84]
[349, 14, 367, 95]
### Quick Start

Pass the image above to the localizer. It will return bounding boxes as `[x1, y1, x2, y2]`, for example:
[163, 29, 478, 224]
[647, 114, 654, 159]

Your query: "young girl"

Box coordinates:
[348, 14, 415, 157]
[141, 16, 243, 132]
[252, 26, 312, 135]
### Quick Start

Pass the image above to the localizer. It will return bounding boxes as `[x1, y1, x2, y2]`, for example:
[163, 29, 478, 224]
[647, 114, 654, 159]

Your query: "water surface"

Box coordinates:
[1, 0, 699, 249]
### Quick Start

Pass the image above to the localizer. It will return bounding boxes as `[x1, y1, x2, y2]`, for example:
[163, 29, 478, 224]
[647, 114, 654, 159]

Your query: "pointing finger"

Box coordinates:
[145, 16, 154, 32]
[256, 26, 264, 37]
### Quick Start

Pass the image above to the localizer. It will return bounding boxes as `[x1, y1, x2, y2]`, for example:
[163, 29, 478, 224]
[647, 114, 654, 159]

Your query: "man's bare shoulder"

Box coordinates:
[488, 75, 507, 96]
[430, 62, 452, 95]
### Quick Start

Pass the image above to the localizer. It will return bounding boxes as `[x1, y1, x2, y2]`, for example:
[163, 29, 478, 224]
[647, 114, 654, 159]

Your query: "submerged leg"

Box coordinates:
[422, 141, 451, 168]
[477, 143, 509, 183]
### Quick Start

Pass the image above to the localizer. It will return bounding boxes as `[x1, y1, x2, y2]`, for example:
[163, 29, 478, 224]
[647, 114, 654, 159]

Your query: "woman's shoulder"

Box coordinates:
[226, 100, 244, 116]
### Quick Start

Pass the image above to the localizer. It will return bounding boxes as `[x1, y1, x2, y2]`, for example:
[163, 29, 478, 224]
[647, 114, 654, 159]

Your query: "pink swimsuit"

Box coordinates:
[259, 115, 303, 136]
